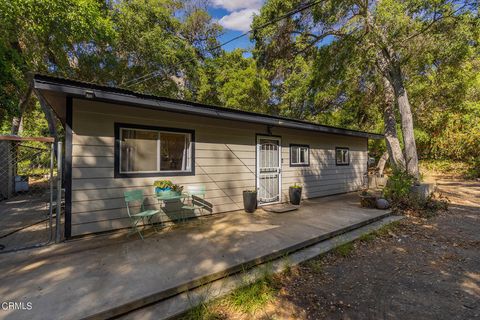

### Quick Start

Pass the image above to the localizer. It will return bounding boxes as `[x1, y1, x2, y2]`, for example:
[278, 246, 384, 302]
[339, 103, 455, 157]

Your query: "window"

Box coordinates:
[290, 144, 310, 167]
[336, 147, 350, 166]
[115, 124, 194, 177]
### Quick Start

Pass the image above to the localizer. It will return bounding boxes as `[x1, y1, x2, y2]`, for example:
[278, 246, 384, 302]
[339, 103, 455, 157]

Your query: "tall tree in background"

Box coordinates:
[112, 0, 222, 98]
[0, 0, 222, 134]
[0, 0, 113, 135]
[253, 0, 477, 178]
[197, 49, 271, 112]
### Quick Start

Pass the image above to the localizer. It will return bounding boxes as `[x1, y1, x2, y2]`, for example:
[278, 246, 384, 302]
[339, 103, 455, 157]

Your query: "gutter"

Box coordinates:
[33, 78, 384, 140]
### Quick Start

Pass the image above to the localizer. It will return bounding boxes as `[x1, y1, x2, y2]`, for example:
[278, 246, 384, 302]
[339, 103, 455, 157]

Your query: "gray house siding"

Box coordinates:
[70, 98, 367, 236]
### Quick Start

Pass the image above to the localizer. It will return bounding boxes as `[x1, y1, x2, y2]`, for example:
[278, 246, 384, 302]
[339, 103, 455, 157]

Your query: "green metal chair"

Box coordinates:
[182, 185, 207, 219]
[124, 189, 160, 239]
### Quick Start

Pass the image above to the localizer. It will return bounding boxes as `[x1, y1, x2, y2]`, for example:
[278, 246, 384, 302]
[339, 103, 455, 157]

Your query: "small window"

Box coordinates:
[115, 124, 194, 177]
[290, 144, 310, 167]
[336, 147, 350, 166]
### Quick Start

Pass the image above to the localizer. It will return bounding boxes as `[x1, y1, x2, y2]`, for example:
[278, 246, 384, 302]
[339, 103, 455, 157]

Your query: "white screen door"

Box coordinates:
[257, 136, 282, 205]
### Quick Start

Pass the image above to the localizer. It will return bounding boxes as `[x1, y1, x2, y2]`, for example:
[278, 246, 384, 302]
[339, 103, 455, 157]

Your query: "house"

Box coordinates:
[33, 75, 383, 238]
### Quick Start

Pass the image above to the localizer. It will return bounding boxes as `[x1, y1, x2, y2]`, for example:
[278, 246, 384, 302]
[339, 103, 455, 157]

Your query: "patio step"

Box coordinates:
[101, 211, 399, 320]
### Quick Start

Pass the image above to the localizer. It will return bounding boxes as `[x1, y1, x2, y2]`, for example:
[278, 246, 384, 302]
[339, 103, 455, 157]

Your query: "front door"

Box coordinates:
[256, 136, 282, 205]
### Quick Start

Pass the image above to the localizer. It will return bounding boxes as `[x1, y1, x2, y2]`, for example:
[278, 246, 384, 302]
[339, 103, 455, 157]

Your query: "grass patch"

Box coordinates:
[370, 220, 402, 237]
[182, 302, 224, 320]
[181, 266, 280, 319]
[305, 258, 323, 274]
[358, 232, 376, 242]
[334, 242, 354, 257]
[227, 274, 278, 314]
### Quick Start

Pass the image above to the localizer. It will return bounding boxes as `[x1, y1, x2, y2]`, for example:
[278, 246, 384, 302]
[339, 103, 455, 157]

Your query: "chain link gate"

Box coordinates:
[0, 137, 62, 253]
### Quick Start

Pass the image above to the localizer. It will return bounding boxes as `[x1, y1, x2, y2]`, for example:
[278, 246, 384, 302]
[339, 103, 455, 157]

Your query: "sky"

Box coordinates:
[207, 0, 265, 52]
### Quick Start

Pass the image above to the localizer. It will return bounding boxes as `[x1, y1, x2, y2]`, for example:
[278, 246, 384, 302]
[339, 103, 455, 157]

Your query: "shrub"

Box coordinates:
[465, 159, 480, 179]
[383, 169, 449, 217]
[382, 169, 416, 203]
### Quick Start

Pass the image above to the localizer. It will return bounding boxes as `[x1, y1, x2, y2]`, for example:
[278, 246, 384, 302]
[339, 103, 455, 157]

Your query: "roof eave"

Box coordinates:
[33, 77, 384, 140]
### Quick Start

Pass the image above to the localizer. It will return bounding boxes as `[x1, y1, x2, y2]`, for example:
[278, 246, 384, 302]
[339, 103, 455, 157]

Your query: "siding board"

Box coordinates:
[70, 98, 369, 236]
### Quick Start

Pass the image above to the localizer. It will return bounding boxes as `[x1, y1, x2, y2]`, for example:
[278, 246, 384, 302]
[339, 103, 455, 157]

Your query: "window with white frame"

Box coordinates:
[290, 144, 309, 166]
[336, 147, 350, 166]
[117, 125, 193, 177]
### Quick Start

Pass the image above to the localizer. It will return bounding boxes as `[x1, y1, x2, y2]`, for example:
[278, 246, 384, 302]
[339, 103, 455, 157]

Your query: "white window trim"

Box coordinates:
[290, 144, 310, 166]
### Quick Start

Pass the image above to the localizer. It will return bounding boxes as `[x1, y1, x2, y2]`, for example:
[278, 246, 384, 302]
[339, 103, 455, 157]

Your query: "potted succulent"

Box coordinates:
[153, 180, 173, 195]
[289, 183, 303, 205]
[243, 190, 257, 213]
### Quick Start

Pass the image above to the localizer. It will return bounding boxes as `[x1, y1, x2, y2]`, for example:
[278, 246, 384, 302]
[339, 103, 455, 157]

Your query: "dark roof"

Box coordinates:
[33, 74, 384, 139]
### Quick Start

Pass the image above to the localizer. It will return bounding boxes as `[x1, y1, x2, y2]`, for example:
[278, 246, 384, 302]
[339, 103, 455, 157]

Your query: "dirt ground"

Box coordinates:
[208, 177, 480, 320]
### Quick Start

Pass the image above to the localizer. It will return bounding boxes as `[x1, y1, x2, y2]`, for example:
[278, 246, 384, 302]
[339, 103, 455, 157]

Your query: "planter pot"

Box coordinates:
[289, 187, 302, 205]
[360, 194, 377, 208]
[243, 191, 257, 213]
[155, 187, 174, 196]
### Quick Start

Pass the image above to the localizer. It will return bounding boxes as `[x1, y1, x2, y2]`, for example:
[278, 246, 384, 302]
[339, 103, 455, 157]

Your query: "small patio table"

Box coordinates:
[156, 193, 189, 222]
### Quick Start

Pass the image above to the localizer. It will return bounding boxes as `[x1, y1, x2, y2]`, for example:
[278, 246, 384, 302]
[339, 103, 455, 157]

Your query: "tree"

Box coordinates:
[197, 49, 271, 112]
[0, 0, 113, 135]
[112, 0, 222, 99]
[253, 0, 477, 178]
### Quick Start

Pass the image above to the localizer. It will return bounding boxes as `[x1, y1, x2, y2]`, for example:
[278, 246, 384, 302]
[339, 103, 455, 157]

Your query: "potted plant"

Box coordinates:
[171, 184, 184, 196]
[359, 190, 377, 208]
[153, 180, 173, 195]
[289, 183, 302, 205]
[243, 190, 257, 213]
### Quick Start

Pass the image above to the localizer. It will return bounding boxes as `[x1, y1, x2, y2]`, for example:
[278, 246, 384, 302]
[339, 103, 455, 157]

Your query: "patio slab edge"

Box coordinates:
[128, 215, 404, 320]
[84, 210, 393, 320]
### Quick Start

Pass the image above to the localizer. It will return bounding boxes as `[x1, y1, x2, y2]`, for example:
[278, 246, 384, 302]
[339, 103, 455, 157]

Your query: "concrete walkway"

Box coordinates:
[0, 193, 390, 320]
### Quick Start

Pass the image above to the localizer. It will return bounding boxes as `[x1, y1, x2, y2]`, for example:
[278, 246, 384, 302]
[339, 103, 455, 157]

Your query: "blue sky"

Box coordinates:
[207, 0, 265, 52]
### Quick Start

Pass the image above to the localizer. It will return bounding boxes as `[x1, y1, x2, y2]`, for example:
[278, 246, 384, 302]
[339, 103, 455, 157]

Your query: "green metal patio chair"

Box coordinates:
[182, 185, 207, 219]
[124, 189, 160, 239]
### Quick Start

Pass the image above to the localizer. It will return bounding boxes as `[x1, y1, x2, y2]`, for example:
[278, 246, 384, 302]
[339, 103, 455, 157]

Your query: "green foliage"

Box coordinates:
[358, 232, 376, 242]
[420, 159, 479, 179]
[153, 180, 173, 189]
[227, 274, 278, 314]
[0, 0, 478, 172]
[305, 258, 323, 274]
[383, 169, 416, 203]
[465, 159, 480, 180]
[171, 184, 184, 193]
[253, 0, 479, 165]
[334, 242, 354, 257]
[197, 49, 270, 112]
[182, 302, 223, 320]
[383, 168, 449, 217]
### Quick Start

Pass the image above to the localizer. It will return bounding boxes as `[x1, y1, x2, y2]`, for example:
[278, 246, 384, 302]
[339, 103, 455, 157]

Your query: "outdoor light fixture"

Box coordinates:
[267, 125, 273, 135]
[84, 90, 95, 99]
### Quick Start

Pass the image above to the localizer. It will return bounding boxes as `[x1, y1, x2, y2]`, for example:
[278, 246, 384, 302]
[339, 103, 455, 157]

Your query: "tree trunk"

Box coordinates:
[382, 75, 406, 170]
[388, 63, 420, 179]
[38, 95, 58, 138]
[11, 81, 34, 135]
[377, 151, 389, 176]
[38, 94, 59, 154]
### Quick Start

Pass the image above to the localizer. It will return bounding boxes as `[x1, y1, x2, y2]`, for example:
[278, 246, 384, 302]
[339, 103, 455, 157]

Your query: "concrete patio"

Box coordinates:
[0, 193, 391, 320]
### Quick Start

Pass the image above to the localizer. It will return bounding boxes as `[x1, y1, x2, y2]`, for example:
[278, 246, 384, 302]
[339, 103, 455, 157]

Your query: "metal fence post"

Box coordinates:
[56, 141, 63, 243]
[48, 142, 54, 242]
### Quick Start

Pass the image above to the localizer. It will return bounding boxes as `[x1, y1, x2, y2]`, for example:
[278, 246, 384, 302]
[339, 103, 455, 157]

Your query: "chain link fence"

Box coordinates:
[0, 138, 61, 252]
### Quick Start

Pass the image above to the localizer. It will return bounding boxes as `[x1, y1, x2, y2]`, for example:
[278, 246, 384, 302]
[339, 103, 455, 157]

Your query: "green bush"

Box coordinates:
[465, 159, 480, 179]
[382, 169, 416, 203]
[383, 169, 449, 217]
